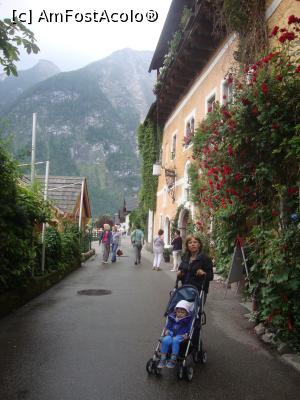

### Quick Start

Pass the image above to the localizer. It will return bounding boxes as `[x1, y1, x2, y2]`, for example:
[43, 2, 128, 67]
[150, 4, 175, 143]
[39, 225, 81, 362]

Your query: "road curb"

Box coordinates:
[281, 354, 300, 373]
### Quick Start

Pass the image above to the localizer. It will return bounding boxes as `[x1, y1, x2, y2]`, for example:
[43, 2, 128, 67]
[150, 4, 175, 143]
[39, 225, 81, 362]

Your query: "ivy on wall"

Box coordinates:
[132, 120, 161, 232]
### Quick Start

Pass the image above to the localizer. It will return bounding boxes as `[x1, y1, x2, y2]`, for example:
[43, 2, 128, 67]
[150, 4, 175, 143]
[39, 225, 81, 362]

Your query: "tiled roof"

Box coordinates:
[23, 175, 87, 214]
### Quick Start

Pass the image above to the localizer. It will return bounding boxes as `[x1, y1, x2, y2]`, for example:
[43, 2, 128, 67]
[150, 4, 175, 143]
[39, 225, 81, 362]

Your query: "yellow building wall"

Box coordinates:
[154, 36, 237, 241]
[267, 0, 299, 28]
[153, 0, 299, 243]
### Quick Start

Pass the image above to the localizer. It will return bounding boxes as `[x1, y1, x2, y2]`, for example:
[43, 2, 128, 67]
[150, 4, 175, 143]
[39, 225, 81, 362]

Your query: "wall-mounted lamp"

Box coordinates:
[152, 162, 161, 176]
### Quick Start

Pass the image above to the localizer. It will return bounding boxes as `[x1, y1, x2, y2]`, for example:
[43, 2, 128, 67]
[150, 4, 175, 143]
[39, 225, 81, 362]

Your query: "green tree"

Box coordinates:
[0, 138, 50, 291]
[95, 214, 114, 228]
[0, 18, 39, 76]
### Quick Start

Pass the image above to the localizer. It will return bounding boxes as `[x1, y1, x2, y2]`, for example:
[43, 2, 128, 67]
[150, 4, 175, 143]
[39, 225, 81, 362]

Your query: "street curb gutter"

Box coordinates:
[216, 275, 300, 376]
[81, 248, 95, 262]
[281, 354, 300, 373]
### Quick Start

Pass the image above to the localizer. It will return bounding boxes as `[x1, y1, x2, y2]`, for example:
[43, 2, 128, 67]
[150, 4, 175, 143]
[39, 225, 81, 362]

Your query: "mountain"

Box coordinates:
[0, 60, 60, 111]
[1, 49, 155, 216]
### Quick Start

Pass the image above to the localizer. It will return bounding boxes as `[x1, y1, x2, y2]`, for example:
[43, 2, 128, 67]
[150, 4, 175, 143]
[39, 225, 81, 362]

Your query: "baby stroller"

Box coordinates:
[146, 284, 207, 381]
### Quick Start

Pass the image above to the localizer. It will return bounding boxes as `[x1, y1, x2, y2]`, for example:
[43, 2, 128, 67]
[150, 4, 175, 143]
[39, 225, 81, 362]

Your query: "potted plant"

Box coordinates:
[163, 247, 172, 262]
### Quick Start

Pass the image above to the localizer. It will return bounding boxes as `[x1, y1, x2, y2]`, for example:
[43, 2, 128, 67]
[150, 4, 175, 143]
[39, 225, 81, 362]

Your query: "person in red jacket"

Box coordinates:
[99, 224, 112, 264]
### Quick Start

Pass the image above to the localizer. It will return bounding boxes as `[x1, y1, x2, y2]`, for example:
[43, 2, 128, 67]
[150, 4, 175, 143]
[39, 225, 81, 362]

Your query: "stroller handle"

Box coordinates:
[175, 271, 207, 291]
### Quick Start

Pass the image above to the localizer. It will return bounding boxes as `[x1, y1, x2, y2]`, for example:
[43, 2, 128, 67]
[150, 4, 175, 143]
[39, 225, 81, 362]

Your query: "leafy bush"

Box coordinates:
[44, 226, 62, 270]
[0, 138, 82, 292]
[0, 140, 49, 292]
[61, 230, 81, 263]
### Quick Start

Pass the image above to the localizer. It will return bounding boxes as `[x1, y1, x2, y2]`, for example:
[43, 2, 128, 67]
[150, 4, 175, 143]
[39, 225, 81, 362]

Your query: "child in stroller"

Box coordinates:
[158, 300, 193, 369]
[146, 284, 207, 381]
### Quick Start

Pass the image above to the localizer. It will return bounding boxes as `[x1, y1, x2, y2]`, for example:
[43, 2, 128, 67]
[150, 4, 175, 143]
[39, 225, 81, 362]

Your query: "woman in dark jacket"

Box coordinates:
[177, 235, 214, 295]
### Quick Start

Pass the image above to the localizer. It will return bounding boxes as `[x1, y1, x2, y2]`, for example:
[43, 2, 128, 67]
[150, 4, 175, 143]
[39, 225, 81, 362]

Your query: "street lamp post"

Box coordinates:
[79, 180, 84, 231]
[41, 161, 50, 273]
[31, 113, 37, 186]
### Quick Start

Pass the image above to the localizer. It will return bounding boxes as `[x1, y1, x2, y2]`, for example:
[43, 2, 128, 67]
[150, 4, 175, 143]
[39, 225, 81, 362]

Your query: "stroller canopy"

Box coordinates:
[165, 285, 201, 316]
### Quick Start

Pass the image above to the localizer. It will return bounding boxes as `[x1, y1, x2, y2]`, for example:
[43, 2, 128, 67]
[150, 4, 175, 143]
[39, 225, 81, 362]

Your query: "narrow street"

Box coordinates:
[0, 238, 299, 400]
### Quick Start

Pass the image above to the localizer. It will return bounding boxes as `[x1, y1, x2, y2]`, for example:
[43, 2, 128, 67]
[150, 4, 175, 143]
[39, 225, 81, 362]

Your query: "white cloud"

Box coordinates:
[0, 0, 171, 71]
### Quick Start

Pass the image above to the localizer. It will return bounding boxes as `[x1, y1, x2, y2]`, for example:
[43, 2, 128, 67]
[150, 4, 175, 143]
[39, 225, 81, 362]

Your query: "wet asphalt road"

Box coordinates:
[0, 238, 299, 400]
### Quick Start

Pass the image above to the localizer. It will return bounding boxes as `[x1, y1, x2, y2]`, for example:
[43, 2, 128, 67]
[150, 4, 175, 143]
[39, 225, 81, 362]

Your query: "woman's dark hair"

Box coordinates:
[175, 229, 181, 236]
[184, 235, 203, 254]
[135, 223, 141, 229]
[158, 229, 164, 236]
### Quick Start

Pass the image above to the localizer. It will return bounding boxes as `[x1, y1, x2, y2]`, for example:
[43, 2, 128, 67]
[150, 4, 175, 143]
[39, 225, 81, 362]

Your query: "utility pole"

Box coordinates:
[79, 180, 84, 231]
[41, 160, 50, 273]
[30, 113, 37, 185]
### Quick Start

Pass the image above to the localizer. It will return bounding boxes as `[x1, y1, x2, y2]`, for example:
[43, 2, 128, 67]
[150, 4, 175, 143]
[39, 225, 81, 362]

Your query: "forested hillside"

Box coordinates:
[0, 60, 60, 110]
[1, 49, 154, 216]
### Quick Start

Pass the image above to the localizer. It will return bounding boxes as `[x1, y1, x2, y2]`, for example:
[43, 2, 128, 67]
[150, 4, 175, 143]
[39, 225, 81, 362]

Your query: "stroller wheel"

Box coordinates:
[146, 358, 154, 374]
[177, 365, 184, 380]
[201, 351, 208, 364]
[186, 366, 194, 382]
[192, 351, 201, 364]
[153, 361, 162, 376]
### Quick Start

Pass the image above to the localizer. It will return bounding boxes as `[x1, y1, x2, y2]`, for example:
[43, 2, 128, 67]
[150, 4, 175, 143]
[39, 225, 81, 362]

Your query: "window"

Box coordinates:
[160, 214, 164, 229]
[206, 93, 216, 114]
[183, 115, 195, 148]
[164, 143, 168, 165]
[171, 133, 177, 160]
[163, 187, 167, 208]
[221, 79, 233, 105]
[183, 161, 191, 202]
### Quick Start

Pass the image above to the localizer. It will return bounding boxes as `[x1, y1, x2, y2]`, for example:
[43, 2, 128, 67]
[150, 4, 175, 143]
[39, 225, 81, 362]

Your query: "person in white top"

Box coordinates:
[152, 229, 164, 271]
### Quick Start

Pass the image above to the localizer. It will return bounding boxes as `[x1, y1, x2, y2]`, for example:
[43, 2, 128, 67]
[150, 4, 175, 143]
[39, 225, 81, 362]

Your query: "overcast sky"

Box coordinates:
[0, 0, 172, 71]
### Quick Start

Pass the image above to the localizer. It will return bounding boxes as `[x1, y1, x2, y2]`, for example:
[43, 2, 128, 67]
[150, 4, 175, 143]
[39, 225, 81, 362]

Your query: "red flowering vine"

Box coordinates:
[189, 15, 300, 344]
[278, 31, 296, 43]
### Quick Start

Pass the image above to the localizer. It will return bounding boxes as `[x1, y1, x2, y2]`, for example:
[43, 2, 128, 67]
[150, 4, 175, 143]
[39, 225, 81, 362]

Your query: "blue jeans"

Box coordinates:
[160, 335, 185, 356]
[111, 243, 118, 262]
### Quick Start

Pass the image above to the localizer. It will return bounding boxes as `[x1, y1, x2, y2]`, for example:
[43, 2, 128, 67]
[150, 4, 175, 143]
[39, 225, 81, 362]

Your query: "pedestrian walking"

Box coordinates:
[99, 224, 112, 264]
[177, 235, 213, 302]
[170, 229, 182, 272]
[152, 229, 164, 271]
[111, 225, 122, 263]
[98, 227, 103, 243]
[131, 224, 144, 265]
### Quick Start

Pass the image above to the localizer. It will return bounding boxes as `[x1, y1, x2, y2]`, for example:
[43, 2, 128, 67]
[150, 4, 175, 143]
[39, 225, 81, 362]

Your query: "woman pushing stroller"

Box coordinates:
[146, 234, 214, 380]
[177, 235, 214, 300]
